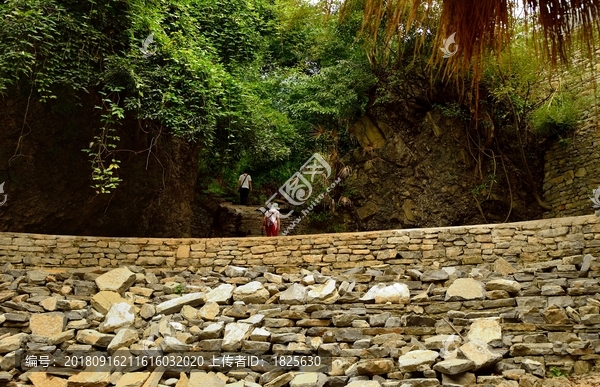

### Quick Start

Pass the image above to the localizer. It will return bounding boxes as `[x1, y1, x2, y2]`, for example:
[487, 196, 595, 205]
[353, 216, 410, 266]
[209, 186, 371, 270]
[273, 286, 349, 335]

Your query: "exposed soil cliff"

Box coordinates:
[0, 93, 199, 237]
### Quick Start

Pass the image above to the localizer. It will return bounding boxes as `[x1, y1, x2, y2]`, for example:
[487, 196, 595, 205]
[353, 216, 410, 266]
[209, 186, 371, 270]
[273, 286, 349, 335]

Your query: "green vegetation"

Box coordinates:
[549, 366, 568, 378]
[530, 93, 579, 138]
[0, 0, 375, 195]
[173, 283, 185, 296]
[0, 0, 595, 223]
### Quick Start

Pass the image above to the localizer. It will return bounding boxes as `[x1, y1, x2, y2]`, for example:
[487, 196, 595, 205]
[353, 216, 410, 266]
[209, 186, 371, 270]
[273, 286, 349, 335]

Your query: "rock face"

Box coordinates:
[91, 291, 131, 315]
[222, 322, 253, 351]
[433, 358, 476, 375]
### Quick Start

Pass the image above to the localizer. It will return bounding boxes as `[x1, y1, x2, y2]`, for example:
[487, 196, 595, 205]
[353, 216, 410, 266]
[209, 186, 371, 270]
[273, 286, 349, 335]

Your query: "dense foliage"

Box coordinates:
[0, 0, 375, 196]
[0, 0, 589, 209]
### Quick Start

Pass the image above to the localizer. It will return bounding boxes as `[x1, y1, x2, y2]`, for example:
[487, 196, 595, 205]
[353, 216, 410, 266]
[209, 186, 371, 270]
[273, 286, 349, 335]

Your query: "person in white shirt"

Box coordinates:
[237, 170, 252, 205]
[261, 203, 281, 236]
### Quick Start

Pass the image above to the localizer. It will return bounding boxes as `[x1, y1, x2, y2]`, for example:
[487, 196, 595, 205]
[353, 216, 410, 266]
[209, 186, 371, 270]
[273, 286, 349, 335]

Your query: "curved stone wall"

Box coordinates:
[0, 215, 598, 273]
[0, 215, 598, 387]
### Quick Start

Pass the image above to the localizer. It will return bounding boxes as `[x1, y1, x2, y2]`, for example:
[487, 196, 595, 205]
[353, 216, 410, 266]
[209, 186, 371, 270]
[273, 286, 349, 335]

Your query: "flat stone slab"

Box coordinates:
[156, 292, 206, 314]
[445, 278, 485, 301]
[398, 350, 439, 372]
[29, 312, 66, 338]
[95, 267, 136, 293]
[433, 358, 476, 375]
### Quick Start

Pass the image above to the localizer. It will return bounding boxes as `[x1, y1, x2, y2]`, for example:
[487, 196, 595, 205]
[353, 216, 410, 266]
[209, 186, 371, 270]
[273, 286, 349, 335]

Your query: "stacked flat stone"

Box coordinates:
[0, 215, 598, 274]
[0, 254, 598, 387]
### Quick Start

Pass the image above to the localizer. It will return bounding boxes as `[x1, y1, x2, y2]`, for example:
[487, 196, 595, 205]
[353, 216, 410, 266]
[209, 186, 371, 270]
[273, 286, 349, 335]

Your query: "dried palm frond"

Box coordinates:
[342, 0, 600, 81]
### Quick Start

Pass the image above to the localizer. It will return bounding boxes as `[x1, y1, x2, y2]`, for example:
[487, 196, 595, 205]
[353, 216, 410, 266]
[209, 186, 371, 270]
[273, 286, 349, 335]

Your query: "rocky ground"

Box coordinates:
[566, 373, 600, 387]
[0, 254, 598, 387]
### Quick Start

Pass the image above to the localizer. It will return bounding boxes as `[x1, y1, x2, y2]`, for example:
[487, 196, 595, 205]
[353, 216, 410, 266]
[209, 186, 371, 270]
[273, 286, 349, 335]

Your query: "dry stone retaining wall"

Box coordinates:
[0, 215, 599, 274]
[0, 250, 599, 387]
[543, 117, 600, 218]
[0, 215, 598, 386]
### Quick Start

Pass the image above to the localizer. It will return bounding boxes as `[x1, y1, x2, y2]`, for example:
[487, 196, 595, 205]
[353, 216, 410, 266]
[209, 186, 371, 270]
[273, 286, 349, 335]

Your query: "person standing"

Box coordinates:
[262, 203, 281, 237]
[237, 170, 252, 205]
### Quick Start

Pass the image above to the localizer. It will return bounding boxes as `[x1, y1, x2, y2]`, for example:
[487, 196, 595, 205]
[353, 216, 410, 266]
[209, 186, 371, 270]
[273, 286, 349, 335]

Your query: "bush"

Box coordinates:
[530, 94, 579, 138]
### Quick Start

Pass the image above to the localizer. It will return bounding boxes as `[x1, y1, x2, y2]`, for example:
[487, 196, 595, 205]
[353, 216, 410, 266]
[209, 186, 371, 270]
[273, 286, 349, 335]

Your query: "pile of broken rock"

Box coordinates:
[0, 256, 597, 387]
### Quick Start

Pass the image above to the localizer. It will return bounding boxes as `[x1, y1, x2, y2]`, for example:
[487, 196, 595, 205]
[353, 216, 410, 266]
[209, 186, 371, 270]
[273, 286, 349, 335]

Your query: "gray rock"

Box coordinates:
[421, 270, 449, 282]
[355, 359, 395, 375]
[107, 328, 138, 352]
[307, 279, 339, 304]
[264, 272, 283, 284]
[161, 336, 191, 352]
[233, 281, 270, 304]
[225, 266, 248, 277]
[485, 279, 521, 293]
[198, 322, 225, 340]
[369, 312, 392, 327]
[397, 350, 439, 372]
[139, 304, 155, 320]
[581, 254, 594, 272]
[76, 329, 115, 347]
[345, 381, 382, 387]
[156, 292, 205, 314]
[198, 302, 220, 320]
[29, 312, 66, 338]
[188, 372, 226, 387]
[222, 323, 253, 351]
[441, 373, 476, 387]
[0, 333, 27, 353]
[522, 358, 545, 377]
[279, 283, 308, 305]
[99, 302, 135, 333]
[206, 284, 235, 304]
[467, 318, 501, 344]
[459, 340, 502, 370]
[289, 372, 328, 387]
[433, 358, 475, 375]
[541, 284, 565, 296]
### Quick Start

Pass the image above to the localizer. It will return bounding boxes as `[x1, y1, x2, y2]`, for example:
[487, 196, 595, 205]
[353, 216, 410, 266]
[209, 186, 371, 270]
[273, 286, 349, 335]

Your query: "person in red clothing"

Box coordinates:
[261, 203, 281, 237]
